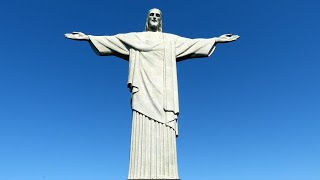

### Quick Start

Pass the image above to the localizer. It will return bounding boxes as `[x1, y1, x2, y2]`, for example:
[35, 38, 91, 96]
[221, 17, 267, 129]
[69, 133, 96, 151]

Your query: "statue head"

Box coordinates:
[145, 8, 162, 32]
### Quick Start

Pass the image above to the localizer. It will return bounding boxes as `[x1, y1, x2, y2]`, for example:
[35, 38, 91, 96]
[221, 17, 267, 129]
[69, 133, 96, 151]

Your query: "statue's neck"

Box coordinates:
[147, 30, 161, 32]
[146, 27, 160, 32]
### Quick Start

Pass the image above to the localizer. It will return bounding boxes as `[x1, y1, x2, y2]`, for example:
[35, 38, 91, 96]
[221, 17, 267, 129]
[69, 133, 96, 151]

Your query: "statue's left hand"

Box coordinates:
[217, 34, 240, 43]
[64, 32, 89, 41]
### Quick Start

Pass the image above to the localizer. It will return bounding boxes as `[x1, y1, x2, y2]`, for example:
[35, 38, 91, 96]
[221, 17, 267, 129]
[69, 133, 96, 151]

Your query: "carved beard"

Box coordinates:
[145, 19, 162, 32]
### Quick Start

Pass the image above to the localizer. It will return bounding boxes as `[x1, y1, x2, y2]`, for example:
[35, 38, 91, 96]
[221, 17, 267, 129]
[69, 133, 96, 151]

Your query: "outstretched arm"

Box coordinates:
[65, 32, 89, 41]
[174, 33, 240, 61]
[65, 31, 131, 60]
[215, 34, 240, 43]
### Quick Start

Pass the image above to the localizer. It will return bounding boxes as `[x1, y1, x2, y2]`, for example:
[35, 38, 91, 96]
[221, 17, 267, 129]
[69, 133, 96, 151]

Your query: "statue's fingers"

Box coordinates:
[64, 33, 74, 38]
[233, 35, 240, 39]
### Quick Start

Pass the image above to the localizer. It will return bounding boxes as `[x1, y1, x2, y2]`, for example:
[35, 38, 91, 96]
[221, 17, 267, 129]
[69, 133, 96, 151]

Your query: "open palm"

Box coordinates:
[64, 32, 89, 41]
[218, 34, 240, 43]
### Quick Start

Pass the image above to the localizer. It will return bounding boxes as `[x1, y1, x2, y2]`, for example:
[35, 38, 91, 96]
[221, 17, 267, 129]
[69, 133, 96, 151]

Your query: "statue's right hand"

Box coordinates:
[64, 32, 89, 41]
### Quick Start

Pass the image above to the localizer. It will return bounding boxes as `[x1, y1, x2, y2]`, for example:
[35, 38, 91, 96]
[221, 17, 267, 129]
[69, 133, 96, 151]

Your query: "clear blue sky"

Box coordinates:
[1, 0, 319, 180]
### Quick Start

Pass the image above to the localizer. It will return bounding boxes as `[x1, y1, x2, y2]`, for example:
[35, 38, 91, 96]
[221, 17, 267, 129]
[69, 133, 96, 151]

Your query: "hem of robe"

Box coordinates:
[132, 109, 178, 137]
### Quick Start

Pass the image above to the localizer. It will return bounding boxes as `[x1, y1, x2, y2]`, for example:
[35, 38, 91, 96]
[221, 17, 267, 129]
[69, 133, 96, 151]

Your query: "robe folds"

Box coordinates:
[88, 32, 216, 135]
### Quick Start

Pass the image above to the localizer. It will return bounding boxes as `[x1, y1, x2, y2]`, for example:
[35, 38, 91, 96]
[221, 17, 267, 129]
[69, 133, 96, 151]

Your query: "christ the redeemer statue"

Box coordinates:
[65, 8, 239, 180]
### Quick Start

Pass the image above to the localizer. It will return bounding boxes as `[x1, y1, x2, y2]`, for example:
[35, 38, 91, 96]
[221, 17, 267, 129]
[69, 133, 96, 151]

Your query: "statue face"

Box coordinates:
[147, 9, 162, 32]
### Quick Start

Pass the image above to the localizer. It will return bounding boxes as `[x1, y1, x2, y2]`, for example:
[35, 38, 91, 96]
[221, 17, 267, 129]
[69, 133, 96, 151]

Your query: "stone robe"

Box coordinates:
[88, 32, 217, 135]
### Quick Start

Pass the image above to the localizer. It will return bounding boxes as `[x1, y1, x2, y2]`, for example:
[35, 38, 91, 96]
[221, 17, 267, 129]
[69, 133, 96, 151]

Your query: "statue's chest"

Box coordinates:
[142, 32, 164, 44]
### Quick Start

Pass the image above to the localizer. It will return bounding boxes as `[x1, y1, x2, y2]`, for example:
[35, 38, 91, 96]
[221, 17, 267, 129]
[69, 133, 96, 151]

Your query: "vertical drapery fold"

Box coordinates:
[128, 110, 179, 180]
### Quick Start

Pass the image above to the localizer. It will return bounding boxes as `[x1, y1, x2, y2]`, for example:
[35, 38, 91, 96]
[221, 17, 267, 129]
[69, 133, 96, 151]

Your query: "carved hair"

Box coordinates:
[145, 8, 162, 32]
